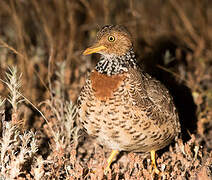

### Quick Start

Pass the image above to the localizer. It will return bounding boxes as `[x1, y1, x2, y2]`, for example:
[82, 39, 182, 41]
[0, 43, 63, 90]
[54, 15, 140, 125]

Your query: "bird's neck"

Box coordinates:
[95, 48, 138, 76]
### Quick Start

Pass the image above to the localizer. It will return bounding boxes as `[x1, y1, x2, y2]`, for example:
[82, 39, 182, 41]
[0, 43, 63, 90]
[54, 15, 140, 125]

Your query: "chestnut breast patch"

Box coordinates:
[90, 70, 127, 100]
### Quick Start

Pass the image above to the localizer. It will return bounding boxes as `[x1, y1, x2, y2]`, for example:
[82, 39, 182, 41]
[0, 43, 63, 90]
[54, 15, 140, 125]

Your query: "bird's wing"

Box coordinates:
[127, 67, 179, 129]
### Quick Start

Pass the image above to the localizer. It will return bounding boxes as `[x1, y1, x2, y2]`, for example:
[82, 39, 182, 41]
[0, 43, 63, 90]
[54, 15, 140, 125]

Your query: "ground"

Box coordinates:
[0, 0, 211, 179]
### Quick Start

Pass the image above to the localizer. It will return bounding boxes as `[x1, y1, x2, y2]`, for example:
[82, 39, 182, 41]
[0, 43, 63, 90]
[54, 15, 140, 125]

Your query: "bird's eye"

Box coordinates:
[108, 35, 115, 42]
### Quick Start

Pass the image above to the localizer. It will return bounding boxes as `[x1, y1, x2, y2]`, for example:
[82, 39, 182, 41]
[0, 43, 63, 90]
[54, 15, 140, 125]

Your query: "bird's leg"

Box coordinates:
[104, 149, 119, 174]
[150, 150, 160, 174]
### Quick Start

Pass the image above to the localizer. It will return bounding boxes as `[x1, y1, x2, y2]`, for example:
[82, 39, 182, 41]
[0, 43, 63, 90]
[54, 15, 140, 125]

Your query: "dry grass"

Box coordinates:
[0, 0, 211, 179]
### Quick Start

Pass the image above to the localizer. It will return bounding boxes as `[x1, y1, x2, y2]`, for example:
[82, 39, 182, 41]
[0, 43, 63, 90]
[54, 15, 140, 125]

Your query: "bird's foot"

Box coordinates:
[150, 150, 161, 175]
[150, 162, 161, 175]
[104, 149, 119, 175]
[104, 165, 110, 175]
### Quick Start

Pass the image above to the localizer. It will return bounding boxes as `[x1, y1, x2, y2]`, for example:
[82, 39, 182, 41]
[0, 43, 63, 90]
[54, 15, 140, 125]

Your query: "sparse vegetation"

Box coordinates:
[0, 0, 211, 179]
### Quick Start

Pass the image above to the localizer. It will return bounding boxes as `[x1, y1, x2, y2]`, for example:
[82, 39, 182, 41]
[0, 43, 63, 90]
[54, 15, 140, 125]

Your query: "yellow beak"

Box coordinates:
[83, 45, 106, 55]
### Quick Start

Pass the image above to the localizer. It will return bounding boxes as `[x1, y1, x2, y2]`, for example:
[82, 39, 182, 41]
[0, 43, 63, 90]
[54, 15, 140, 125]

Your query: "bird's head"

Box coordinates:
[83, 25, 132, 57]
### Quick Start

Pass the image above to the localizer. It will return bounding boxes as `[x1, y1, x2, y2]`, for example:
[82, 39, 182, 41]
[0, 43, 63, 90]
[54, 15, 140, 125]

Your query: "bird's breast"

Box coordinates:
[90, 70, 127, 101]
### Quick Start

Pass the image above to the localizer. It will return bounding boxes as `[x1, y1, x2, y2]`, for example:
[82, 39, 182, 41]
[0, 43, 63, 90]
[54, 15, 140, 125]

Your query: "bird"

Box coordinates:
[77, 25, 181, 174]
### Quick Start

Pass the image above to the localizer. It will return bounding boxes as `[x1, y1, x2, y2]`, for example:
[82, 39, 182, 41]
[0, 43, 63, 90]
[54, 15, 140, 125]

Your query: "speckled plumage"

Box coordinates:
[78, 25, 181, 172]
